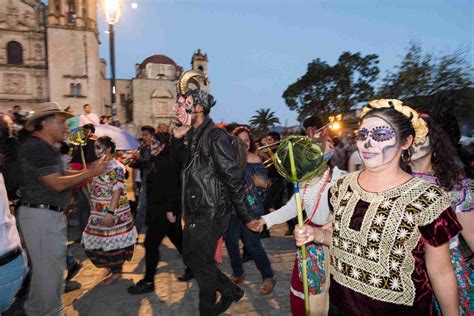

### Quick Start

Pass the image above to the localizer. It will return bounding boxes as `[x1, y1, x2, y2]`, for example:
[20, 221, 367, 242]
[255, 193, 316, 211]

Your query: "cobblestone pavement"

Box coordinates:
[62, 221, 297, 316]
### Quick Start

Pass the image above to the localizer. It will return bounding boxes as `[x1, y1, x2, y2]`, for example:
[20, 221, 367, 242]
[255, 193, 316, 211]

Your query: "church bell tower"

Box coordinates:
[46, 0, 102, 115]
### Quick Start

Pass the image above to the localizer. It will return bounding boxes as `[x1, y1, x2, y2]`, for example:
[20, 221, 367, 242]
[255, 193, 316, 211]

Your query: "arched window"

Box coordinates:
[7, 41, 23, 65]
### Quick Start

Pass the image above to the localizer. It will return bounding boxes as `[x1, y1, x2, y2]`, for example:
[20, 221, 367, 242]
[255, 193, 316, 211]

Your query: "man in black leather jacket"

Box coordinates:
[171, 88, 260, 315]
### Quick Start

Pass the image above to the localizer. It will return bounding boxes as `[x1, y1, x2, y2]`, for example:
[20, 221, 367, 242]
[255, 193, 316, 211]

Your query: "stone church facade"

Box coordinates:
[0, 0, 209, 130]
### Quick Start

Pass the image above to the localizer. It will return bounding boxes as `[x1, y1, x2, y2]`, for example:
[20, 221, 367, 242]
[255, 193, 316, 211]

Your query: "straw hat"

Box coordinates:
[25, 102, 74, 131]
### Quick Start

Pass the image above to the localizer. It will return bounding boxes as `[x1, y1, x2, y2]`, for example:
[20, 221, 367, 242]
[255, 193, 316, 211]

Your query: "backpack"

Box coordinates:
[199, 125, 247, 178]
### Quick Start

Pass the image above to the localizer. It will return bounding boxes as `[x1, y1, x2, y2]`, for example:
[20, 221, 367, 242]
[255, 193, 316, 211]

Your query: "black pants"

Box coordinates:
[183, 214, 239, 316]
[144, 214, 184, 282]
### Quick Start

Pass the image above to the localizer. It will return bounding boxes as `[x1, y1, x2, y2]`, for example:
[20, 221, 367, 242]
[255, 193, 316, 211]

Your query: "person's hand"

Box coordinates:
[166, 212, 177, 223]
[295, 225, 318, 247]
[246, 219, 261, 232]
[101, 213, 115, 227]
[172, 125, 191, 139]
[254, 218, 266, 232]
[252, 175, 270, 189]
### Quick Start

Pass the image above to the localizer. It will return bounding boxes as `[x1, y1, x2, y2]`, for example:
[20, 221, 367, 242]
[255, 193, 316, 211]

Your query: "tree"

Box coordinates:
[282, 52, 380, 120]
[249, 108, 280, 135]
[378, 43, 472, 99]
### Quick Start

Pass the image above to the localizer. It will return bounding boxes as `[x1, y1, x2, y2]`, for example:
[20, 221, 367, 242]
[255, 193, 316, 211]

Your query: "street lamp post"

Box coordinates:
[102, 0, 122, 126]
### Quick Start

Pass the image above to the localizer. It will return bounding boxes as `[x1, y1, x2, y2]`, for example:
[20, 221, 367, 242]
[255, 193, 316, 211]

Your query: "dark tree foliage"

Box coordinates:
[282, 52, 379, 120]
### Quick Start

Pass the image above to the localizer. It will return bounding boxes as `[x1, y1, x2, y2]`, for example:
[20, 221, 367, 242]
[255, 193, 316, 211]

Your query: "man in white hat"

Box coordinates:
[17, 102, 107, 315]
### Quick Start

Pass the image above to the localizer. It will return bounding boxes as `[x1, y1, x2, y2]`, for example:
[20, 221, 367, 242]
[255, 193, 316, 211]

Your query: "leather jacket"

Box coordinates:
[171, 118, 254, 223]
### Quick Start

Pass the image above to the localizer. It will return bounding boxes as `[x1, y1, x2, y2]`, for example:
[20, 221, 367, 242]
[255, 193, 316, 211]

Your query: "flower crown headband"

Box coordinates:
[361, 99, 428, 143]
[231, 125, 251, 136]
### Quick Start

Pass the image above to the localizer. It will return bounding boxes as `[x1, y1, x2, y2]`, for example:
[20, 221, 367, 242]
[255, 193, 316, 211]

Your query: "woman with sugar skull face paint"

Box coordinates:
[410, 117, 473, 315]
[295, 100, 462, 316]
[128, 133, 192, 295]
[82, 136, 138, 285]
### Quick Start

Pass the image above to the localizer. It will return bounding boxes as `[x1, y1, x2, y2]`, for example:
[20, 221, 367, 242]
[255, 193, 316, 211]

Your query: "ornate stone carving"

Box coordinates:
[4, 73, 26, 94]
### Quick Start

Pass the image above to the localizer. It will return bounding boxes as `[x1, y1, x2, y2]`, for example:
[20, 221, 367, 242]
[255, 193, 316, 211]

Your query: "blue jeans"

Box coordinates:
[0, 249, 28, 313]
[224, 214, 274, 280]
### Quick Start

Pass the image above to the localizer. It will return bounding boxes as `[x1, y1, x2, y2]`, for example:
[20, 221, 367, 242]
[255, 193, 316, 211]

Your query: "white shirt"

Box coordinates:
[0, 174, 21, 256]
[79, 112, 100, 126]
[263, 167, 346, 228]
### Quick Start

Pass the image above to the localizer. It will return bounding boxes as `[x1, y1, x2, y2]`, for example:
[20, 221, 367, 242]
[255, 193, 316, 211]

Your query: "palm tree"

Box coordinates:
[249, 108, 280, 134]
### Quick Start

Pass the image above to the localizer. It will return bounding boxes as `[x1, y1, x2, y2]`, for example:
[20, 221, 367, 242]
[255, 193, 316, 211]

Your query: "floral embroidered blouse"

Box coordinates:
[328, 171, 461, 316]
[82, 159, 137, 252]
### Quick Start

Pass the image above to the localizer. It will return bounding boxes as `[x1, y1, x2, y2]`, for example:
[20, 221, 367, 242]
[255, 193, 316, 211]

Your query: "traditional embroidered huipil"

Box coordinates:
[328, 171, 461, 316]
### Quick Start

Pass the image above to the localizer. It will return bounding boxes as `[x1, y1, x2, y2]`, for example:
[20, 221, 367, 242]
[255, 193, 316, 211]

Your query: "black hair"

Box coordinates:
[96, 136, 116, 153]
[303, 116, 324, 130]
[83, 123, 95, 134]
[151, 132, 170, 155]
[361, 105, 415, 173]
[83, 104, 90, 109]
[267, 131, 281, 141]
[33, 114, 56, 132]
[424, 118, 463, 190]
[141, 125, 155, 135]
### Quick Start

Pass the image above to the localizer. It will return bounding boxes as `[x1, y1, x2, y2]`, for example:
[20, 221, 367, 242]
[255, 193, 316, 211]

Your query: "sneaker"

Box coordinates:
[216, 286, 244, 314]
[229, 274, 245, 284]
[259, 278, 276, 295]
[127, 279, 155, 295]
[177, 269, 194, 282]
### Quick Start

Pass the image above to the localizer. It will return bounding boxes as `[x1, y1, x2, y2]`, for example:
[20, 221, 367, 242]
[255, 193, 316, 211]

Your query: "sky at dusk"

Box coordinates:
[94, 0, 473, 126]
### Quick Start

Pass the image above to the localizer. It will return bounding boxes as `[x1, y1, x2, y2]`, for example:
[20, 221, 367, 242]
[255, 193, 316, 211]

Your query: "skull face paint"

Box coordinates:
[150, 137, 162, 156]
[94, 142, 107, 158]
[356, 116, 399, 169]
[172, 95, 193, 126]
[411, 136, 431, 161]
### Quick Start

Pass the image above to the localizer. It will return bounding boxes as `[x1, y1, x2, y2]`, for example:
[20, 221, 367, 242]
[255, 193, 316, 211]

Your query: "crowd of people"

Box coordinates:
[0, 71, 472, 316]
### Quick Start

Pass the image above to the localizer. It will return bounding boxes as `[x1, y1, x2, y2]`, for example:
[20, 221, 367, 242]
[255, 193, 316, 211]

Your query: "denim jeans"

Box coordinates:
[0, 249, 28, 313]
[224, 214, 274, 280]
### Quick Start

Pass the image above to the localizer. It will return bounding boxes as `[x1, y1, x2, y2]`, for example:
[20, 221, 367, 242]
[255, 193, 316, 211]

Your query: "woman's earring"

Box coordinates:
[402, 149, 412, 162]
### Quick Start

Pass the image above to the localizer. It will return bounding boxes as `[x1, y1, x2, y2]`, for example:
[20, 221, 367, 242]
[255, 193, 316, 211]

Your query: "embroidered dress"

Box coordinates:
[413, 172, 473, 315]
[82, 159, 137, 271]
[328, 171, 461, 316]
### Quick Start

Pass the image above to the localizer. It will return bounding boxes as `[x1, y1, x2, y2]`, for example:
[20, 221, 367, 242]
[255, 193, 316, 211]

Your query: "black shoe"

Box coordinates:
[177, 269, 194, 282]
[127, 279, 155, 295]
[65, 280, 81, 293]
[216, 287, 244, 314]
[66, 262, 82, 281]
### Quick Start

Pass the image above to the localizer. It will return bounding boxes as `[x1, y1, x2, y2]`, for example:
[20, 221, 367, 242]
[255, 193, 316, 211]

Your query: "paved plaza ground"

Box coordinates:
[61, 219, 296, 316]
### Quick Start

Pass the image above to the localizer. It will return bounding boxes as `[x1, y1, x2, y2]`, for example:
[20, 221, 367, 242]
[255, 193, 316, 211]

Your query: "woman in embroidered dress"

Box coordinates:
[410, 116, 473, 315]
[295, 99, 462, 316]
[223, 126, 276, 295]
[256, 123, 346, 316]
[82, 136, 138, 285]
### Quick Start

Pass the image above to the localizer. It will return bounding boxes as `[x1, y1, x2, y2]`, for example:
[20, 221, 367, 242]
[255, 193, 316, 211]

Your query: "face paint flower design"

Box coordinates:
[172, 95, 192, 126]
[356, 116, 399, 169]
[94, 142, 106, 158]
